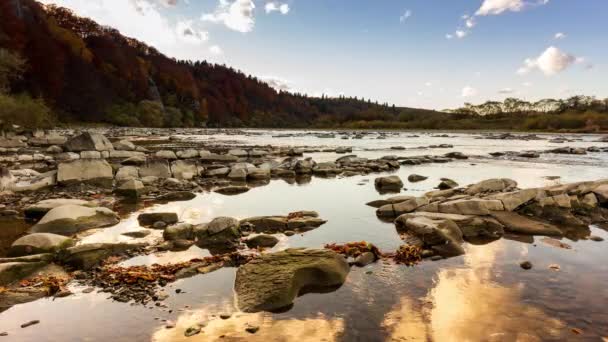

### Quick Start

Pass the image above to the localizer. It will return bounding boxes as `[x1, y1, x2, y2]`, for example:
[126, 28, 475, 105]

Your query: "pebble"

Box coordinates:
[520, 261, 533, 270]
[165, 321, 175, 329]
[0, 332, 7, 336]
[589, 235, 604, 242]
[82, 287, 95, 293]
[184, 325, 202, 337]
[549, 264, 561, 271]
[219, 314, 231, 320]
[430, 255, 443, 261]
[245, 325, 260, 334]
[21, 320, 40, 328]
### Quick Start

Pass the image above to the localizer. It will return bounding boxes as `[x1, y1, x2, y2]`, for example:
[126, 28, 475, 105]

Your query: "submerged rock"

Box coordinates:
[29, 205, 119, 235]
[374, 176, 403, 190]
[234, 248, 349, 312]
[59, 243, 144, 270]
[407, 174, 428, 182]
[437, 178, 458, 190]
[245, 234, 279, 248]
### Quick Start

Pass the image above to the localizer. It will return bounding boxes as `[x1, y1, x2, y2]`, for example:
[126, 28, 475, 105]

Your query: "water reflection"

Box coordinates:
[384, 241, 567, 341]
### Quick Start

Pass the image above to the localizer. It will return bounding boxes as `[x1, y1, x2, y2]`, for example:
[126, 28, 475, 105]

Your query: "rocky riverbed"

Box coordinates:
[0, 127, 607, 341]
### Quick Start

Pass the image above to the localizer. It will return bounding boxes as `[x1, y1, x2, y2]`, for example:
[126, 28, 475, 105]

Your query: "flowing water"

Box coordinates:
[1, 130, 607, 341]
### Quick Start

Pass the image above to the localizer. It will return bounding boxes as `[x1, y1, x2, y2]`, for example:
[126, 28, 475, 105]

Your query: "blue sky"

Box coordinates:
[39, 0, 607, 109]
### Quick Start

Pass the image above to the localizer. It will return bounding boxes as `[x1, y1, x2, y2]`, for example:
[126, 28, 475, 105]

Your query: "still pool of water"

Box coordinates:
[1, 131, 607, 341]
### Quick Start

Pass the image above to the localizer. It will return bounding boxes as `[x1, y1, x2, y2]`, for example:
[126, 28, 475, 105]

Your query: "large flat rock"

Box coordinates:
[490, 211, 563, 236]
[235, 249, 349, 312]
[29, 204, 119, 235]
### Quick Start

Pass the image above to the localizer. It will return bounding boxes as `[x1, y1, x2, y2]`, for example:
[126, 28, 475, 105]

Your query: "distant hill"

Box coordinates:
[0, 0, 440, 128]
[448, 96, 608, 116]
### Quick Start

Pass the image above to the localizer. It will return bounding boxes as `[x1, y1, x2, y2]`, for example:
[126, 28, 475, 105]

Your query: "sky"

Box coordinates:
[37, 0, 608, 110]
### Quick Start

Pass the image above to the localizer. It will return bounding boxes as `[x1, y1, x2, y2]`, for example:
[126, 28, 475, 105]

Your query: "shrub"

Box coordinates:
[0, 93, 54, 129]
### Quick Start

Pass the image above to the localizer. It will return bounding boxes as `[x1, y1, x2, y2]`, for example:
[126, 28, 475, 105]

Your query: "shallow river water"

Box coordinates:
[1, 130, 607, 341]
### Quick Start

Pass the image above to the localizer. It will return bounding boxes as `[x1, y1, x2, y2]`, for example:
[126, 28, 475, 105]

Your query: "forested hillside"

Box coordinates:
[0, 0, 439, 128]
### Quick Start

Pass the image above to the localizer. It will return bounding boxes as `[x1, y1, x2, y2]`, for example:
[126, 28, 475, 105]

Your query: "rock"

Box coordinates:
[376, 197, 429, 217]
[153, 221, 167, 229]
[115, 166, 139, 181]
[57, 159, 113, 187]
[139, 159, 172, 179]
[114, 179, 146, 198]
[398, 212, 504, 239]
[55, 152, 80, 161]
[80, 151, 101, 159]
[520, 261, 532, 270]
[163, 223, 194, 241]
[109, 150, 145, 159]
[395, 216, 465, 256]
[490, 211, 562, 236]
[374, 176, 403, 190]
[438, 199, 504, 215]
[580, 193, 599, 208]
[228, 149, 248, 157]
[437, 178, 458, 190]
[593, 184, 608, 203]
[113, 140, 135, 151]
[205, 167, 230, 177]
[465, 178, 517, 195]
[121, 230, 151, 238]
[353, 252, 375, 267]
[29, 205, 119, 235]
[155, 150, 177, 160]
[214, 186, 250, 195]
[488, 189, 539, 211]
[200, 153, 238, 163]
[194, 217, 240, 249]
[0, 167, 15, 191]
[589, 235, 603, 242]
[234, 248, 349, 312]
[170, 160, 201, 180]
[59, 243, 144, 270]
[24, 199, 93, 220]
[242, 213, 326, 233]
[137, 212, 178, 227]
[407, 174, 428, 182]
[0, 262, 47, 286]
[245, 325, 260, 334]
[121, 156, 146, 165]
[157, 191, 196, 202]
[245, 234, 279, 248]
[141, 176, 158, 185]
[248, 168, 271, 180]
[64, 132, 113, 152]
[176, 149, 199, 159]
[9, 233, 75, 257]
[20, 320, 40, 328]
[227, 168, 247, 181]
[184, 325, 202, 337]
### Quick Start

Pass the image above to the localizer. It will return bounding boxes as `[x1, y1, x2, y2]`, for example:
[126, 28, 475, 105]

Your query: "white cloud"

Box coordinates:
[476, 0, 549, 16]
[202, 0, 255, 33]
[424, 81, 433, 87]
[455, 30, 468, 38]
[175, 20, 208, 44]
[498, 87, 515, 94]
[209, 45, 223, 55]
[554, 32, 566, 39]
[517, 46, 583, 76]
[399, 10, 412, 22]
[265, 2, 289, 15]
[465, 17, 476, 28]
[445, 34, 454, 39]
[462, 86, 478, 97]
[522, 82, 533, 87]
[476, 0, 525, 16]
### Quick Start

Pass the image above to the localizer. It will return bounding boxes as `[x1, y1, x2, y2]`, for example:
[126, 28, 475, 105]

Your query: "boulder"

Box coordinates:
[29, 205, 119, 235]
[397, 212, 504, 239]
[407, 174, 428, 182]
[114, 179, 146, 198]
[24, 199, 93, 220]
[163, 223, 194, 241]
[465, 178, 517, 195]
[80, 151, 101, 159]
[194, 217, 241, 249]
[248, 168, 271, 180]
[376, 197, 429, 217]
[137, 212, 178, 227]
[395, 216, 465, 256]
[490, 211, 562, 236]
[437, 178, 458, 190]
[170, 160, 201, 180]
[234, 249, 349, 312]
[113, 140, 135, 151]
[593, 184, 608, 204]
[176, 149, 200, 159]
[227, 168, 247, 181]
[9, 233, 75, 257]
[115, 166, 139, 181]
[155, 150, 178, 160]
[245, 234, 279, 248]
[64, 132, 114, 152]
[139, 159, 171, 178]
[374, 176, 403, 190]
[205, 167, 230, 177]
[0, 167, 15, 191]
[57, 159, 113, 187]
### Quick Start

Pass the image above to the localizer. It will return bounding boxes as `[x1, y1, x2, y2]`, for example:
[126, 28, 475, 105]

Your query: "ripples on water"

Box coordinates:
[1, 130, 607, 341]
